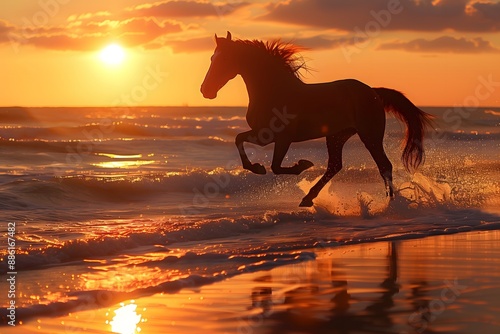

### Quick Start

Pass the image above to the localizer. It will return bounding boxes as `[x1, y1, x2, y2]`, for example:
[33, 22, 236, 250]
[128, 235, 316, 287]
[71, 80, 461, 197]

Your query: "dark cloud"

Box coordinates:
[471, 1, 500, 23]
[378, 36, 500, 53]
[261, 0, 500, 32]
[131, 0, 250, 18]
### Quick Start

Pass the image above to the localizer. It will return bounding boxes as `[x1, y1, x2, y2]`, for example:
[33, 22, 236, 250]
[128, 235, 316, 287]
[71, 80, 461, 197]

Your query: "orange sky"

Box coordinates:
[1, 0, 499, 107]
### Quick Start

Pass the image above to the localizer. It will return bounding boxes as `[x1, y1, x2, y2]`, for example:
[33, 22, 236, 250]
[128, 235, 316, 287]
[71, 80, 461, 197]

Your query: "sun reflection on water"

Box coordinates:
[97, 153, 143, 159]
[108, 302, 143, 334]
[93, 160, 155, 168]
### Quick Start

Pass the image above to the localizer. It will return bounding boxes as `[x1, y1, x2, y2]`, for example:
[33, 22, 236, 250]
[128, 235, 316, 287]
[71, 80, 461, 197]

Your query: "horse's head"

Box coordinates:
[201, 31, 238, 99]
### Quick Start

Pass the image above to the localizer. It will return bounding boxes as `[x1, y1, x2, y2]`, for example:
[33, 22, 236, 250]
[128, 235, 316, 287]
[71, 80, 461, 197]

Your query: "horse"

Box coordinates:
[201, 31, 433, 207]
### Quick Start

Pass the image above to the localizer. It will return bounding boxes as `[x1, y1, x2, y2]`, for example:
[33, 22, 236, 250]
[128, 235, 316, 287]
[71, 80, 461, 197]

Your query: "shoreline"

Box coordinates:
[3, 229, 500, 334]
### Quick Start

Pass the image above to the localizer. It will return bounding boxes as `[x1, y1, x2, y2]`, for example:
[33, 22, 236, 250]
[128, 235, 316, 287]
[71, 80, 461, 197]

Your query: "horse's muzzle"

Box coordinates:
[200, 86, 217, 99]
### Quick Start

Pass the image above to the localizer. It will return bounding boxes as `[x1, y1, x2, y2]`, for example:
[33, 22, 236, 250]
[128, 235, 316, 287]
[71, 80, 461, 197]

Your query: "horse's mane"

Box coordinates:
[233, 39, 308, 79]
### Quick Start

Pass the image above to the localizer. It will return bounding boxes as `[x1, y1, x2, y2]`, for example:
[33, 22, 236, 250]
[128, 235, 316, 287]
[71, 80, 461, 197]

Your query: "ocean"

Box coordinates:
[0, 105, 499, 331]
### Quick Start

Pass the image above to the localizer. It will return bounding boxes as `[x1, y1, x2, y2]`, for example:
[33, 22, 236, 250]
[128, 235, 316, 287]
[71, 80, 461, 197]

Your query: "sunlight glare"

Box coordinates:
[110, 303, 142, 334]
[100, 44, 125, 65]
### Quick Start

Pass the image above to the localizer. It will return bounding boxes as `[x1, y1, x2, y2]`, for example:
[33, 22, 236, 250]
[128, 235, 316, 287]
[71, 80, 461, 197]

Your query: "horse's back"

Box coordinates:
[290, 79, 384, 140]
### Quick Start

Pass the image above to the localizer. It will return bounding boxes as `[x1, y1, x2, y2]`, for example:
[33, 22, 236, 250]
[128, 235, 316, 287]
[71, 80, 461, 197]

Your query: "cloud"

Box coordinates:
[162, 36, 216, 52]
[261, 0, 500, 32]
[378, 36, 500, 53]
[154, 33, 369, 54]
[291, 35, 369, 50]
[1, 1, 252, 52]
[0, 20, 16, 43]
[115, 18, 183, 46]
[7, 0, 498, 54]
[470, 1, 500, 22]
[155, 33, 368, 54]
[25, 34, 104, 51]
[67, 11, 112, 22]
[0, 20, 14, 34]
[2, 16, 183, 51]
[131, 0, 250, 18]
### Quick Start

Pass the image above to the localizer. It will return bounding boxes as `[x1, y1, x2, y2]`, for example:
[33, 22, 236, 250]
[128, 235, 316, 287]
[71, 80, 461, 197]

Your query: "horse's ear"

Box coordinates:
[226, 31, 232, 41]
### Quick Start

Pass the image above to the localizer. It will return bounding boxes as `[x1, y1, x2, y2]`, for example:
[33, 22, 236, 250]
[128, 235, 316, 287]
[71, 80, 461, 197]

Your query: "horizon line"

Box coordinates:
[1, 104, 500, 109]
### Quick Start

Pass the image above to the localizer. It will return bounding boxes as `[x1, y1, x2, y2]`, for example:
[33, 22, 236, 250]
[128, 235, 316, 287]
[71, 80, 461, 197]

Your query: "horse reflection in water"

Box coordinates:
[248, 242, 401, 333]
[201, 32, 433, 207]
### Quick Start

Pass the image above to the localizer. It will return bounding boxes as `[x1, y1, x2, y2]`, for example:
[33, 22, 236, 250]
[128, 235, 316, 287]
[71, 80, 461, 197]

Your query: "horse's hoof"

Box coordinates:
[250, 163, 266, 175]
[299, 198, 314, 207]
[298, 160, 314, 171]
[292, 160, 314, 175]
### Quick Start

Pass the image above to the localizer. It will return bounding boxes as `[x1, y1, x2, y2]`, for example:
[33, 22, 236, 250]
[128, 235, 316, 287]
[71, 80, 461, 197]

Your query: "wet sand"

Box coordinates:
[5, 230, 500, 334]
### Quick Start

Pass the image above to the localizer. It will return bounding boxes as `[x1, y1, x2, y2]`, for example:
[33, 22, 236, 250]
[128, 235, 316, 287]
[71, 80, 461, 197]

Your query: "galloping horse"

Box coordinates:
[201, 32, 433, 207]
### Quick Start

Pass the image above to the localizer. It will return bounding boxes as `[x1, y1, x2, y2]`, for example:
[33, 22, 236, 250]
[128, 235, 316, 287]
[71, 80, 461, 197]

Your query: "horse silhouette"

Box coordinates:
[201, 32, 433, 207]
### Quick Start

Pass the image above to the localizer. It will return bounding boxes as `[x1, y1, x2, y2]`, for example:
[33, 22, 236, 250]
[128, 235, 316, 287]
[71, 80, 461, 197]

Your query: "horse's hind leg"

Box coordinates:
[359, 136, 395, 198]
[300, 129, 355, 207]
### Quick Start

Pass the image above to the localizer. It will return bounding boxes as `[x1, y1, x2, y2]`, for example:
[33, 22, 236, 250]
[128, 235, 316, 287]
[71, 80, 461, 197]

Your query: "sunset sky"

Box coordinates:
[1, 0, 499, 107]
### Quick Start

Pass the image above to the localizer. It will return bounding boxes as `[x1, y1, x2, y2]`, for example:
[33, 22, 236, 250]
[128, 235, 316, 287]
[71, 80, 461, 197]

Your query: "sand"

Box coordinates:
[4, 230, 500, 334]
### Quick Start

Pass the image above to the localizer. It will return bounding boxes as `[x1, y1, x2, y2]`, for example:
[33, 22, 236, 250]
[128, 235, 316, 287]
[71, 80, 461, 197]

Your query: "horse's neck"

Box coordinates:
[240, 63, 301, 103]
[239, 62, 301, 129]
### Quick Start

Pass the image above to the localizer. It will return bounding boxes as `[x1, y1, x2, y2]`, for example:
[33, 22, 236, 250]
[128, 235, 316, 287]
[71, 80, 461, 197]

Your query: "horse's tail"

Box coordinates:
[373, 87, 434, 172]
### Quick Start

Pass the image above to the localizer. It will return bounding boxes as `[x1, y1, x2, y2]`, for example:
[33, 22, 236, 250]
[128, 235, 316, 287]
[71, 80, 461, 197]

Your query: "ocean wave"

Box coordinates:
[484, 109, 500, 117]
[1, 211, 311, 271]
[3, 199, 499, 274]
[0, 139, 70, 153]
[0, 118, 245, 141]
[1, 160, 498, 216]
[0, 107, 37, 123]
[385, 129, 500, 141]
[1, 179, 499, 325]
[432, 130, 500, 141]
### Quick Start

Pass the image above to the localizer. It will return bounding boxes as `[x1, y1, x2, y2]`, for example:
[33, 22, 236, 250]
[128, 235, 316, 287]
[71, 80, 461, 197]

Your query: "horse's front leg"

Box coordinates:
[271, 139, 314, 175]
[235, 130, 267, 175]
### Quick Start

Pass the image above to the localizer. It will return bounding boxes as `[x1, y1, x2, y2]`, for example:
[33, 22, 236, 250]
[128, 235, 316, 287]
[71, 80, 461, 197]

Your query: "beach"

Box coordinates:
[2, 230, 499, 334]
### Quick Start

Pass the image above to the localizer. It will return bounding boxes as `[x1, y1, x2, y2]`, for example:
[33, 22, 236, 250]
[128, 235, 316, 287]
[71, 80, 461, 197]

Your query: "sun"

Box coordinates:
[99, 44, 125, 65]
